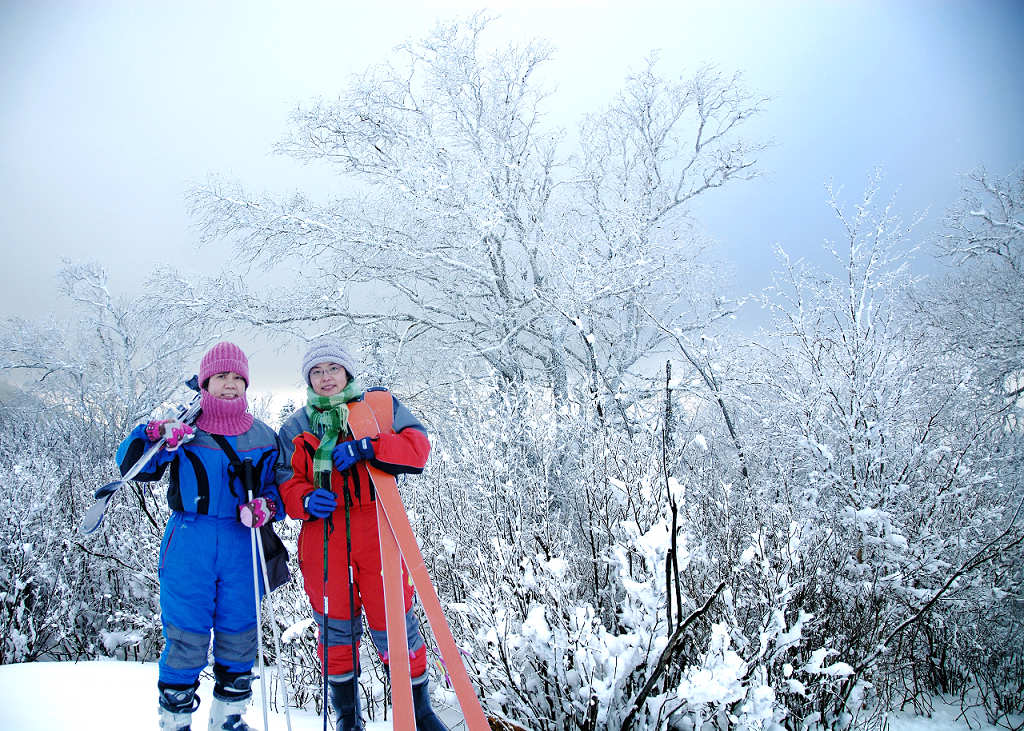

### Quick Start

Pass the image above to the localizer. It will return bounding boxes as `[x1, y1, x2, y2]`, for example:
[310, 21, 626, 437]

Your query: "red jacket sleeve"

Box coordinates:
[371, 425, 430, 475]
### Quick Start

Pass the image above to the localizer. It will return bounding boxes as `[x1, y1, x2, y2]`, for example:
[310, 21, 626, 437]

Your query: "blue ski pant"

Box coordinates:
[157, 512, 265, 686]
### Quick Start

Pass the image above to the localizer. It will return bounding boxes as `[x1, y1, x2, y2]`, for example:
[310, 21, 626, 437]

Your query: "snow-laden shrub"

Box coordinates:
[728, 177, 1024, 728]
[412, 378, 802, 730]
[0, 427, 166, 664]
[0, 456, 75, 664]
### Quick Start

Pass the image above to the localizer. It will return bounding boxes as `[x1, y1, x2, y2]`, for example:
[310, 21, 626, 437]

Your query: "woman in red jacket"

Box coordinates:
[276, 338, 447, 731]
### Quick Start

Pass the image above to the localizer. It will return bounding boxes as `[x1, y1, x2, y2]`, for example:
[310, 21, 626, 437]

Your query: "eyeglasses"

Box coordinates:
[309, 365, 345, 380]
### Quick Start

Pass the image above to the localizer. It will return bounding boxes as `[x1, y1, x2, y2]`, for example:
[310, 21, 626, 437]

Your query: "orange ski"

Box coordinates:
[377, 497, 415, 731]
[348, 396, 489, 731]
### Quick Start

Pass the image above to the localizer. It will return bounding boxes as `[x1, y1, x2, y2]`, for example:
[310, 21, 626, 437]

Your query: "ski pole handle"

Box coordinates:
[239, 496, 278, 528]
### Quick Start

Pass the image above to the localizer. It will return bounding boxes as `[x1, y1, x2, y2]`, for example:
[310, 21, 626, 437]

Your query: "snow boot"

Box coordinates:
[412, 677, 449, 731]
[328, 677, 362, 731]
[159, 682, 199, 731]
[208, 666, 256, 730]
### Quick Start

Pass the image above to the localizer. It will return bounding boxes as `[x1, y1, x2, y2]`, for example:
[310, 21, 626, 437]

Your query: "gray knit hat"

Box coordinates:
[302, 337, 359, 386]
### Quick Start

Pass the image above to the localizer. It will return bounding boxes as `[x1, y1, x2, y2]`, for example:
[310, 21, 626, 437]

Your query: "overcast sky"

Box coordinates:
[2, 0, 1023, 394]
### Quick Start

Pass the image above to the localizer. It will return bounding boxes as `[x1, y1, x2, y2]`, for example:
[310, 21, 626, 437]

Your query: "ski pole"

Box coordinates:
[244, 464, 270, 731]
[253, 522, 294, 731]
[321, 472, 332, 731]
[342, 473, 360, 717]
[249, 520, 270, 730]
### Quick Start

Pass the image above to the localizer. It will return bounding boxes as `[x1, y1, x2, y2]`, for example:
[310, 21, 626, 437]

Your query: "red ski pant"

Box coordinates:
[299, 503, 427, 678]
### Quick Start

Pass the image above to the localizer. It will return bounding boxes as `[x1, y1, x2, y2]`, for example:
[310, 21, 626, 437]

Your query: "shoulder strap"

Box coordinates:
[210, 433, 255, 499]
[210, 433, 243, 466]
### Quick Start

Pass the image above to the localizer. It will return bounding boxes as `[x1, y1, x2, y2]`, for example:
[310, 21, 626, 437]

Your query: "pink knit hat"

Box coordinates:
[199, 342, 250, 388]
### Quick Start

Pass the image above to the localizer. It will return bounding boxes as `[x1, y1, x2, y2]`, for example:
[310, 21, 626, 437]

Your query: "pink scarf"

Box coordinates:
[196, 390, 254, 436]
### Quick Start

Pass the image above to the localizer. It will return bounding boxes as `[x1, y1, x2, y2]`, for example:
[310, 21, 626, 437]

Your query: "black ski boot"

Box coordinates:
[412, 678, 449, 731]
[328, 677, 362, 731]
[158, 682, 199, 731]
[208, 665, 256, 730]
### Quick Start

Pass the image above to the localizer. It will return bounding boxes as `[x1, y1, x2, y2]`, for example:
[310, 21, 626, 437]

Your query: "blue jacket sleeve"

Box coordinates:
[258, 434, 285, 520]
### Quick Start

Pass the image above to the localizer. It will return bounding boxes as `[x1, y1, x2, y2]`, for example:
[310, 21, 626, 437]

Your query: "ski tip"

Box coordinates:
[80, 489, 116, 535]
[79, 512, 103, 536]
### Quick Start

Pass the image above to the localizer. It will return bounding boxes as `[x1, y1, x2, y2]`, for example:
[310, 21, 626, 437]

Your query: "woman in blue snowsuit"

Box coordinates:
[116, 342, 283, 731]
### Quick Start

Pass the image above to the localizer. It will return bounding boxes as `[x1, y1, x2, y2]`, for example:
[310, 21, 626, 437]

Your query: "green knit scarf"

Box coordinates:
[305, 380, 364, 483]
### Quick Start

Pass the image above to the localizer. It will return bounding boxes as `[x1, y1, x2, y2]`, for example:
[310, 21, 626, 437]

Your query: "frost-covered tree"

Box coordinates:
[412, 377, 713, 731]
[184, 14, 765, 409]
[913, 165, 1024, 727]
[925, 166, 1024, 419]
[0, 261, 211, 447]
[571, 60, 763, 406]
[732, 175, 1024, 728]
[0, 262, 213, 663]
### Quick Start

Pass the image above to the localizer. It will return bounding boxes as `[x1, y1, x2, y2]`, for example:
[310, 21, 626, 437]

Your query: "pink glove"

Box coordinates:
[145, 419, 195, 451]
[239, 497, 278, 528]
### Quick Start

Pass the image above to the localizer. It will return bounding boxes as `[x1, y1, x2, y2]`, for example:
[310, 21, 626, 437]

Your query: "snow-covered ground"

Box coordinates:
[0, 660, 465, 730]
[0, 659, 1006, 730]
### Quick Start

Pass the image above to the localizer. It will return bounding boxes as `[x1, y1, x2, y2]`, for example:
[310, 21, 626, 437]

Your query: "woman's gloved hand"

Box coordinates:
[145, 419, 195, 451]
[332, 437, 375, 473]
[304, 487, 337, 518]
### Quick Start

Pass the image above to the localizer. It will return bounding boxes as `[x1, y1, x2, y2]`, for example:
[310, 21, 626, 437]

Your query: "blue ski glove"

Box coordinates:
[332, 437, 375, 473]
[304, 488, 337, 518]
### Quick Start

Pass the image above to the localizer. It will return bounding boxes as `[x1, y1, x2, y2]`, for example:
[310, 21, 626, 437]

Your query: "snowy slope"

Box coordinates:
[0, 659, 448, 730]
[0, 659, 1005, 731]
